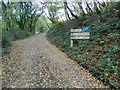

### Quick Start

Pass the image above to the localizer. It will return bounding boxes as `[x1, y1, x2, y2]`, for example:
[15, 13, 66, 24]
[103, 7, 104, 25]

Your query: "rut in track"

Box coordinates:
[2, 33, 106, 88]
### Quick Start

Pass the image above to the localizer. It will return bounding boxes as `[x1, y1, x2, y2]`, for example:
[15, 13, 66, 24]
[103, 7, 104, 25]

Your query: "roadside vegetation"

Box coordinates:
[46, 2, 120, 88]
[1, 2, 48, 54]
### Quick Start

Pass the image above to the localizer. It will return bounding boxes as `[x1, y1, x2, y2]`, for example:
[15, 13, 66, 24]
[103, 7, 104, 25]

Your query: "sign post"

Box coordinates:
[71, 39, 73, 47]
[70, 27, 90, 47]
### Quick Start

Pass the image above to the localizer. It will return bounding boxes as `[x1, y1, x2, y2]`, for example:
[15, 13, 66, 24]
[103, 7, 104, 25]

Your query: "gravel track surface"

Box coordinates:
[2, 33, 106, 88]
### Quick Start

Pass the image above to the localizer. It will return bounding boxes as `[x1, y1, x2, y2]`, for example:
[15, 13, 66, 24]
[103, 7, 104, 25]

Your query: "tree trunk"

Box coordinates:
[65, 2, 78, 19]
[64, 2, 71, 20]
[94, 2, 101, 17]
[86, 2, 93, 12]
[78, 2, 85, 14]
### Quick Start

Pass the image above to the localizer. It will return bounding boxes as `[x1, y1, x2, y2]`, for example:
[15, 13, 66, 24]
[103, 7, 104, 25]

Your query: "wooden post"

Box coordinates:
[71, 39, 73, 47]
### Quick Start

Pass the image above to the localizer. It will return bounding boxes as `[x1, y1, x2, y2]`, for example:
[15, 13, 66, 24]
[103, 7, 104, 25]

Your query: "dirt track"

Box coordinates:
[2, 33, 106, 88]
